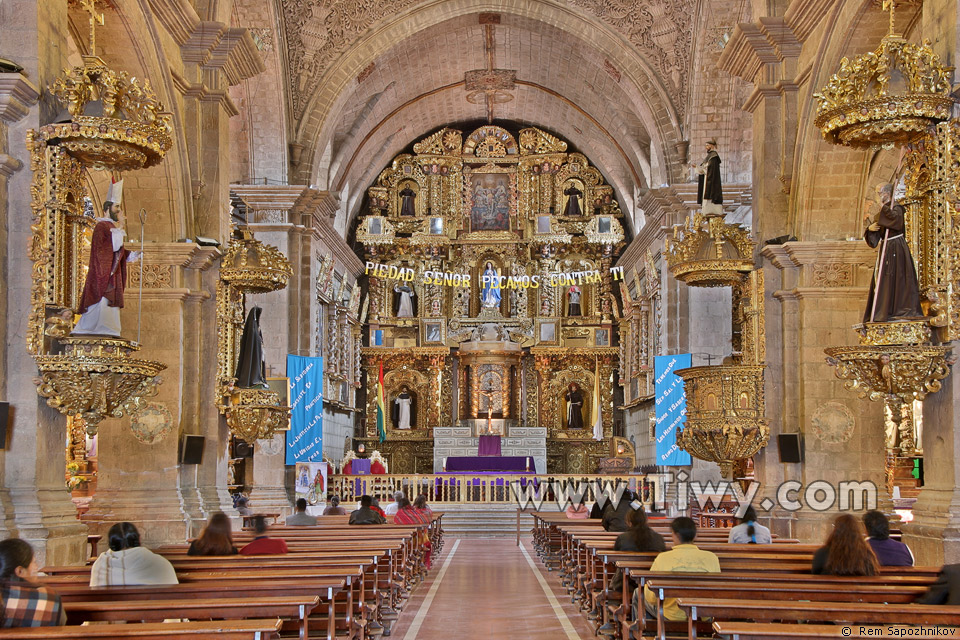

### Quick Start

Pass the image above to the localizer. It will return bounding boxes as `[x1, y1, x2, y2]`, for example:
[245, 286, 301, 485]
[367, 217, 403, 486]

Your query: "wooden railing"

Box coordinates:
[329, 473, 666, 508]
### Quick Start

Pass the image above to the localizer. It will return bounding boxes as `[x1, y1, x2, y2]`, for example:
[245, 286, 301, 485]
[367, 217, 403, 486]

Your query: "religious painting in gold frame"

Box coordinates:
[422, 319, 445, 345]
[464, 169, 516, 232]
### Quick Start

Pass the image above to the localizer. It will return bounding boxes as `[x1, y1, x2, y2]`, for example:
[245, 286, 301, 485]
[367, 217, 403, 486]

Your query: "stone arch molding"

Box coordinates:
[285, 0, 687, 189]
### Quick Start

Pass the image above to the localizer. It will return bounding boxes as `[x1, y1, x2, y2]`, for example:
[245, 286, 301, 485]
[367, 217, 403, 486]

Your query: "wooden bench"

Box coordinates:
[0, 619, 283, 639]
[678, 598, 960, 640]
[64, 597, 317, 640]
[712, 620, 953, 639]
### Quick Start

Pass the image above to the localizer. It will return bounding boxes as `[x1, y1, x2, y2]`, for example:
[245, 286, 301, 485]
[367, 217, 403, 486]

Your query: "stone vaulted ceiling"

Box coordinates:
[275, 0, 696, 226]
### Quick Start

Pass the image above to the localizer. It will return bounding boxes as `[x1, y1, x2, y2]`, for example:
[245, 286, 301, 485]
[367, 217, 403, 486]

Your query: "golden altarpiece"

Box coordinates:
[354, 125, 626, 474]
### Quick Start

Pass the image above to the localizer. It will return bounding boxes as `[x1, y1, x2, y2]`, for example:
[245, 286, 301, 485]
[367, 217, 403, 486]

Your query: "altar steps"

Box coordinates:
[438, 503, 563, 538]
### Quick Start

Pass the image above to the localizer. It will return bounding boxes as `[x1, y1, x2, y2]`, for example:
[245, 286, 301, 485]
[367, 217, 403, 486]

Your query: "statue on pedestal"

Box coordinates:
[563, 184, 583, 217]
[480, 261, 501, 309]
[392, 386, 414, 429]
[565, 382, 584, 429]
[567, 285, 582, 316]
[692, 139, 723, 217]
[73, 192, 142, 337]
[235, 306, 267, 388]
[862, 183, 923, 323]
[394, 283, 416, 317]
[399, 186, 417, 216]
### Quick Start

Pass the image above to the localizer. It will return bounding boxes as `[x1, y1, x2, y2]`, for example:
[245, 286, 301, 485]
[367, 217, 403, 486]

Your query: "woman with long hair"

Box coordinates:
[727, 505, 771, 544]
[609, 509, 666, 593]
[90, 522, 179, 586]
[0, 538, 65, 627]
[413, 493, 433, 519]
[188, 512, 238, 556]
[812, 514, 880, 576]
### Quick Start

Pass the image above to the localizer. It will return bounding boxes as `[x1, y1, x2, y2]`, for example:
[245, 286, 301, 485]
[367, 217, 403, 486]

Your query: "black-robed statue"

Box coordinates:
[565, 382, 584, 429]
[392, 386, 416, 429]
[692, 139, 723, 217]
[235, 306, 267, 388]
[399, 186, 417, 216]
[563, 185, 583, 217]
[863, 183, 924, 323]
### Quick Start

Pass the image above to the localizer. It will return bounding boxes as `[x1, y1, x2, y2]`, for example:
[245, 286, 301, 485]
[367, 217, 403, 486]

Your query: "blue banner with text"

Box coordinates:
[285, 355, 324, 465]
[654, 353, 692, 466]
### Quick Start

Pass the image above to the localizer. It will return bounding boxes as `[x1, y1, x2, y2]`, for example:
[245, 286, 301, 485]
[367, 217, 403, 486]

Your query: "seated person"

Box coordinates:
[90, 522, 178, 586]
[370, 496, 387, 518]
[286, 498, 317, 526]
[727, 505, 772, 544]
[565, 497, 589, 519]
[0, 538, 66, 627]
[603, 491, 638, 532]
[863, 510, 913, 566]
[610, 509, 666, 592]
[384, 491, 405, 516]
[643, 517, 720, 621]
[413, 493, 433, 519]
[239, 516, 289, 555]
[812, 513, 879, 576]
[188, 512, 238, 556]
[234, 495, 252, 516]
[322, 496, 347, 515]
[349, 495, 386, 525]
[917, 564, 960, 605]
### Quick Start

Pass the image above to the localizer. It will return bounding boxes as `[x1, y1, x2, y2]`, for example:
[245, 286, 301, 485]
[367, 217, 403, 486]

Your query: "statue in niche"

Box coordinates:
[691, 139, 723, 217]
[563, 183, 583, 217]
[392, 386, 415, 429]
[862, 182, 923, 323]
[567, 285, 582, 316]
[73, 192, 142, 336]
[399, 185, 417, 216]
[235, 306, 267, 388]
[394, 283, 416, 317]
[565, 382, 584, 429]
[480, 261, 502, 309]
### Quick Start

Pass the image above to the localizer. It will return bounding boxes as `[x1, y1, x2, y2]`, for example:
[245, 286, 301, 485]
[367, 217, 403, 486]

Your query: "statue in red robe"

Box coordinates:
[73, 201, 140, 337]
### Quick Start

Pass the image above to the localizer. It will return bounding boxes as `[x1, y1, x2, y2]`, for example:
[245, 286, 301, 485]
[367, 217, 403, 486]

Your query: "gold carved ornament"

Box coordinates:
[813, 2, 954, 148]
[216, 231, 294, 442]
[27, 7, 171, 434]
[665, 213, 756, 287]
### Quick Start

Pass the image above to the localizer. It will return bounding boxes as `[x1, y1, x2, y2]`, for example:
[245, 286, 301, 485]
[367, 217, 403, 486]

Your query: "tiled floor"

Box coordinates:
[391, 538, 595, 639]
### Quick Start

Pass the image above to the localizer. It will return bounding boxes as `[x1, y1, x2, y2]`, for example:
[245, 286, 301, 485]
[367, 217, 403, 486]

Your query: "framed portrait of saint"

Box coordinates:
[467, 172, 515, 231]
[537, 319, 559, 346]
[422, 320, 445, 344]
[595, 329, 609, 347]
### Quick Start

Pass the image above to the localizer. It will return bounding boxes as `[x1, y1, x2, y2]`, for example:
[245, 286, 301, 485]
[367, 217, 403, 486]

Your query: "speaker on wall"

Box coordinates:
[180, 435, 204, 465]
[778, 433, 803, 463]
[0, 402, 8, 450]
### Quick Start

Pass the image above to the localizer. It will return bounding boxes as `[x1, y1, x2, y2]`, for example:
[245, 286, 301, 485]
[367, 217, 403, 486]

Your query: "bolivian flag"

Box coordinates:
[376, 362, 387, 443]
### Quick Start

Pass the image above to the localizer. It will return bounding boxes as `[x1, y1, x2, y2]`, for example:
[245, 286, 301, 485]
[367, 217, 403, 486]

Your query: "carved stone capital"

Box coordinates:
[0, 73, 40, 124]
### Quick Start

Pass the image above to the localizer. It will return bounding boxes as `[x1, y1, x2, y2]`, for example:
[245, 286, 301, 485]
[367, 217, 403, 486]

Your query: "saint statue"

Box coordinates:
[567, 285, 582, 316]
[392, 386, 414, 429]
[399, 186, 417, 216]
[563, 184, 583, 217]
[235, 306, 267, 388]
[73, 199, 142, 336]
[862, 183, 923, 323]
[691, 139, 723, 217]
[565, 382, 584, 429]
[394, 283, 416, 317]
[480, 261, 502, 309]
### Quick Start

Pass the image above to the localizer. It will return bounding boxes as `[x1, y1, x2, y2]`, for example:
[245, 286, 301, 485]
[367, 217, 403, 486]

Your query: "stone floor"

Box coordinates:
[391, 537, 596, 639]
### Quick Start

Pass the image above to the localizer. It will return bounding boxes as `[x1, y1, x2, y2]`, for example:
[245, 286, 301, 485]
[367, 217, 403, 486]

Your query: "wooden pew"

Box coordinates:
[0, 619, 283, 639]
[64, 597, 317, 640]
[712, 620, 952, 640]
[678, 598, 960, 640]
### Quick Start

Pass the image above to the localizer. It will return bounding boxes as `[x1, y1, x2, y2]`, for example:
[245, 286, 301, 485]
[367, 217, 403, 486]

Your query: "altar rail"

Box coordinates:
[329, 473, 665, 508]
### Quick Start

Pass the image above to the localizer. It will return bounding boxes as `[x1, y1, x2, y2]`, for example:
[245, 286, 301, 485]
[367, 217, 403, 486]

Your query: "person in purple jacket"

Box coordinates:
[863, 510, 914, 566]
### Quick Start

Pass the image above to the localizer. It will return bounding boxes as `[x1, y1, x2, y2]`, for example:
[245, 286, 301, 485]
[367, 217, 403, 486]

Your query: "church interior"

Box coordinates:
[1, 0, 959, 636]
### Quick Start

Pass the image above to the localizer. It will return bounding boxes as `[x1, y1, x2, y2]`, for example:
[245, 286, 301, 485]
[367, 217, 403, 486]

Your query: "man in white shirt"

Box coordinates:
[383, 491, 405, 516]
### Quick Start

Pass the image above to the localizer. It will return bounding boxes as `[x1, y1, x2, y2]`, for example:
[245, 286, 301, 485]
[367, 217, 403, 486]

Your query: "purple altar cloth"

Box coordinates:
[478, 435, 502, 456]
[351, 459, 371, 475]
[444, 456, 536, 473]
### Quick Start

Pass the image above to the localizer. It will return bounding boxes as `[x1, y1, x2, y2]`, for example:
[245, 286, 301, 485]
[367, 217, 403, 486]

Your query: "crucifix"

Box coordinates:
[78, 0, 105, 56]
[881, 0, 898, 37]
[480, 388, 495, 434]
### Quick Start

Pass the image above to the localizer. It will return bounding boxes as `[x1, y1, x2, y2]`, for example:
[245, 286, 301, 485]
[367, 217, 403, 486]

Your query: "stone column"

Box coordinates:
[0, 2, 88, 565]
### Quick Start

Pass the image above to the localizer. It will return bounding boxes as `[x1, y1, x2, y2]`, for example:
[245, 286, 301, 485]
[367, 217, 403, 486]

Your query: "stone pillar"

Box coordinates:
[247, 433, 291, 517]
[761, 242, 893, 542]
[0, 2, 88, 565]
[902, 368, 960, 565]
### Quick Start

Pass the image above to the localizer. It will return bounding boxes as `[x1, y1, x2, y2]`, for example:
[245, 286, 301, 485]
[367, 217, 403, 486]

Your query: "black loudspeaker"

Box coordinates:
[778, 433, 803, 463]
[234, 440, 254, 458]
[180, 435, 205, 464]
[0, 402, 8, 450]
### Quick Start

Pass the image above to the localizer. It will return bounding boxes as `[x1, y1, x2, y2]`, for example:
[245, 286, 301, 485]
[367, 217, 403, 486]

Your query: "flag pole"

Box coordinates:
[137, 208, 146, 345]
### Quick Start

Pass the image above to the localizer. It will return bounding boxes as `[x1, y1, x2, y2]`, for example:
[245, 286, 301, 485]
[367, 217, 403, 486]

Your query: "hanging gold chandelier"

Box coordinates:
[813, 1, 954, 148]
